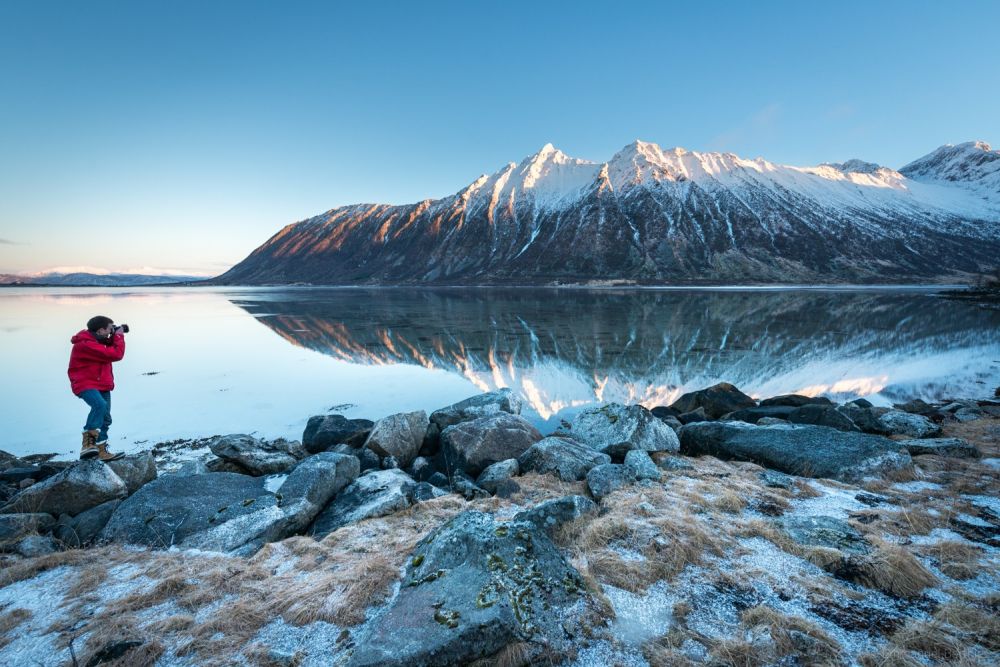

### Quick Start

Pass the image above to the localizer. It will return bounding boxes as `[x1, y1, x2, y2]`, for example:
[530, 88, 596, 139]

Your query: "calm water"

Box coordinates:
[2, 286, 998, 458]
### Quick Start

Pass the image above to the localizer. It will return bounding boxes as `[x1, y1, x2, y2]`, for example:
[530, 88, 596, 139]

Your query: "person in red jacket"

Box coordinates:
[68, 315, 127, 461]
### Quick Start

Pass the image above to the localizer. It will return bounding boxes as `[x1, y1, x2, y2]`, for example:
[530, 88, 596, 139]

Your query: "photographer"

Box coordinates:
[68, 315, 129, 461]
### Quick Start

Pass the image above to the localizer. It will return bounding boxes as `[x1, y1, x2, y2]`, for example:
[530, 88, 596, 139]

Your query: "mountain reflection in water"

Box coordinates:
[232, 289, 1000, 427]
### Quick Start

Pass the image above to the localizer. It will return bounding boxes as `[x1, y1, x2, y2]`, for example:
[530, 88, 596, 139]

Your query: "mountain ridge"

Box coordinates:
[215, 140, 1000, 286]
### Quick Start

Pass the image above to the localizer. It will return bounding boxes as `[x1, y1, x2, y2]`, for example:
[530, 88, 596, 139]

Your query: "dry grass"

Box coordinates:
[916, 539, 983, 580]
[641, 630, 699, 667]
[932, 600, 1000, 651]
[740, 605, 844, 665]
[0, 607, 32, 650]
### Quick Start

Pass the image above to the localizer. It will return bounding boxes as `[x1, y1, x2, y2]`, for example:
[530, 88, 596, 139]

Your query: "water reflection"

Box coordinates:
[232, 288, 1000, 428]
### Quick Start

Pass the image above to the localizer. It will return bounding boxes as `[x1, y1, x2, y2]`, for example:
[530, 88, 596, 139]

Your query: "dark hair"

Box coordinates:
[87, 315, 114, 332]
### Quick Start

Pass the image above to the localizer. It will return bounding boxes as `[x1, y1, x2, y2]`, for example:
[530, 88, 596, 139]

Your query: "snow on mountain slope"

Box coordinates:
[216, 140, 1000, 286]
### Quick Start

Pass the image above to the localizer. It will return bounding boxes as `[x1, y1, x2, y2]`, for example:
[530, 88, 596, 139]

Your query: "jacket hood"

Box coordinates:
[71, 329, 93, 344]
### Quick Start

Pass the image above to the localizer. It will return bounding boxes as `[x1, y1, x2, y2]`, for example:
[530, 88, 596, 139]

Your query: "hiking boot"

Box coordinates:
[80, 429, 100, 460]
[95, 440, 126, 462]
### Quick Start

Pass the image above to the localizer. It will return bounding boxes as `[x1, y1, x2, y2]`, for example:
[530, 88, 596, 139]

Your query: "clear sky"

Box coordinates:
[1, 1, 997, 276]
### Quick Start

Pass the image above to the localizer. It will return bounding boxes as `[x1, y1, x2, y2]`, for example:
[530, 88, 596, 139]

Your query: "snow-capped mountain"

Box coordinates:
[217, 141, 1000, 285]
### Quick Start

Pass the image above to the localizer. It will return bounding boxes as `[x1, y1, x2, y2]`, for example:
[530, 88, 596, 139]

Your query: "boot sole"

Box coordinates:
[80, 450, 99, 460]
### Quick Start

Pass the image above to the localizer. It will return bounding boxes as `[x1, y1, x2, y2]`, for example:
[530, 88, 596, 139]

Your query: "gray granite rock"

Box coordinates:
[364, 411, 429, 469]
[779, 515, 869, 554]
[440, 413, 542, 477]
[475, 459, 519, 495]
[106, 452, 157, 495]
[311, 469, 414, 537]
[209, 434, 298, 476]
[517, 436, 610, 482]
[586, 463, 637, 501]
[570, 403, 679, 453]
[429, 389, 522, 431]
[624, 449, 660, 481]
[788, 405, 861, 432]
[901, 437, 981, 458]
[0, 512, 55, 543]
[302, 415, 374, 454]
[0, 461, 127, 517]
[670, 382, 756, 419]
[513, 495, 597, 536]
[877, 411, 942, 438]
[54, 500, 120, 547]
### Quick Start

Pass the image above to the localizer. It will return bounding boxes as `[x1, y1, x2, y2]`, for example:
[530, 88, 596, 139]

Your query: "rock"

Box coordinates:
[756, 417, 789, 426]
[0, 461, 127, 517]
[624, 450, 660, 481]
[449, 471, 491, 501]
[0, 513, 55, 542]
[476, 459, 519, 495]
[408, 456, 436, 482]
[101, 473, 279, 551]
[586, 464, 637, 501]
[677, 408, 710, 424]
[406, 482, 446, 503]
[894, 399, 935, 415]
[364, 411, 429, 468]
[759, 470, 795, 489]
[598, 441, 638, 462]
[787, 405, 860, 432]
[0, 450, 23, 471]
[240, 452, 361, 551]
[779, 515, 869, 554]
[517, 437, 610, 482]
[0, 466, 44, 484]
[659, 416, 684, 433]
[14, 535, 59, 557]
[54, 500, 120, 547]
[419, 423, 441, 458]
[204, 457, 250, 474]
[429, 388, 522, 431]
[848, 398, 874, 408]
[901, 437, 981, 458]
[570, 403, 680, 453]
[302, 415, 374, 454]
[347, 511, 589, 667]
[427, 472, 450, 489]
[440, 413, 542, 477]
[723, 406, 796, 424]
[650, 406, 680, 420]
[209, 434, 298, 476]
[877, 411, 942, 438]
[105, 453, 157, 495]
[760, 394, 833, 408]
[652, 453, 694, 471]
[381, 455, 400, 470]
[669, 382, 757, 419]
[679, 422, 911, 483]
[954, 407, 983, 423]
[836, 403, 885, 434]
[358, 447, 381, 473]
[18, 479, 34, 490]
[311, 469, 415, 537]
[513, 495, 597, 536]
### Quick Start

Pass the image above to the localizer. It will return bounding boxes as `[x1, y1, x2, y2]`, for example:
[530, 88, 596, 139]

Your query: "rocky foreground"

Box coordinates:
[1, 385, 998, 666]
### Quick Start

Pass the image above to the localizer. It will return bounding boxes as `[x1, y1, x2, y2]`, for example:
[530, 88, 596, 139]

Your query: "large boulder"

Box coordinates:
[440, 413, 542, 477]
[787, 405, 860, 432]
[779, 515, 870, 554]
[302, 415, 374, 454]
[0, 460, 127, 516]
[517, 437, 611, 482]
[723, 405, 796, 424]
[624, 449, 660, 481]
[836, 403, 886, 434]
[586, 463, 637, 501]
[569, 403, 679, 453]
[669, 382, 756, 419]
[209, 434, 298, 475]
[429, 389, 522, 431]
[311, 468, 415, 537]
[363, 411, 429, 469]
[512, 495, 597, 536]
[901, 437, 981, 459]
[106, 453, 157, 495]
[101, 473, 278, 551]
[347, 511, 590, 667]
[877, 411, 942, 439]
[679, 421, 911, 483]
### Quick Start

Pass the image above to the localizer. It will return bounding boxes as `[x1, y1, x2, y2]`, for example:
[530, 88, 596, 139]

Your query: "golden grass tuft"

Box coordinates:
[851, 540, 938, 598]
[741, 605, 844, 665]
[917, 539, 983, 580]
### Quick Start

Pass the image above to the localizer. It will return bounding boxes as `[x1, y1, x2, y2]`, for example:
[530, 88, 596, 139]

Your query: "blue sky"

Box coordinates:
[1, 1, 997, 275]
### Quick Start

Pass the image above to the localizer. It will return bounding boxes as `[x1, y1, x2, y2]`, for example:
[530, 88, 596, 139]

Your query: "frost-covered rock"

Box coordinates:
[0, 460, 127, 517]
[209, 434, 298, 476]
[724, 405, 796, 424]
[954, 407, 983, 422]
[679, 421, 911, 482]
[517, 436, 610, 481]
[311, 469, 414, 537]
[475, 459, 519, 495]
[106, 452, 157, 495]
[429, 388, 522, 431]
[440, 413, 542, 477]
[624, 449, 660, 481]
[586, 463, 637, 501]
[570, 403, 679, 453]
[54, 500, 120, 547]
[787, 405, 860, 432]
[901, 437, 981, 458]
[347, 511, 591, 667]
[779, 515, 870, 554]
[513, 495, 597, 536]
[760, 394, 833, 408]
[877, 411, 942, 438]
[363, 410, 428, 468]
[302, 414, 374, 454]
[836, 402, 885, 434]
[670, 382, 756, 419]
[0, 512, 54, 543]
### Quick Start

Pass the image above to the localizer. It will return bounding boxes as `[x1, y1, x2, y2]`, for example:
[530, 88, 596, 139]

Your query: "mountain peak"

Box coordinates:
[900, 139, 999, 187]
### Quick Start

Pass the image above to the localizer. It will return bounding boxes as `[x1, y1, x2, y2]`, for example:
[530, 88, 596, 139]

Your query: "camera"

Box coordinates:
[114, 324, 130, 334]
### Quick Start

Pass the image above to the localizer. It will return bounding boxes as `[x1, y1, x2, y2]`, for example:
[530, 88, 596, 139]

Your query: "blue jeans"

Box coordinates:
[78, 389, 112, 443]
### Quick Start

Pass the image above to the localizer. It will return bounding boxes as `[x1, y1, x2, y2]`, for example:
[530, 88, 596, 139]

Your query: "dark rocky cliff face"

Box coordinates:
[215, 142, 1000, 285]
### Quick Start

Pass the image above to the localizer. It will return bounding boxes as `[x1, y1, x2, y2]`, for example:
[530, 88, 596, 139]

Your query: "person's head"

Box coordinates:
[87, 315, 115, 337]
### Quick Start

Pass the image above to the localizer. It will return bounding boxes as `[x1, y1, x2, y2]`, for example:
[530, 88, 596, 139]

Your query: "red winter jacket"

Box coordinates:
[68, 329, 126, 394]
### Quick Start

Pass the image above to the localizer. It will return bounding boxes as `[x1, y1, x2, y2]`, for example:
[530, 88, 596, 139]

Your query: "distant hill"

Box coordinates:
[0, 272, 206, 287]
